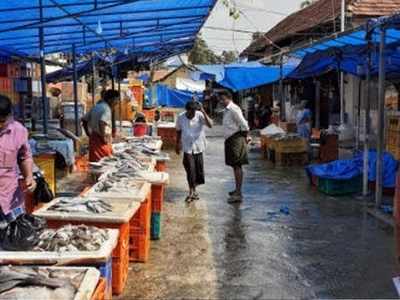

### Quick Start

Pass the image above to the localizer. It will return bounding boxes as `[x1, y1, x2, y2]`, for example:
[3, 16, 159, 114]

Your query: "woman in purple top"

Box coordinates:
[0, 95, 35, 224]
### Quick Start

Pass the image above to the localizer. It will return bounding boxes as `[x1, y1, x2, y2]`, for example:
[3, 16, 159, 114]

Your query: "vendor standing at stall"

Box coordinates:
[82, 90, 120, 162]
[0, 95, 35, 223]
[296, 100, 312, 139]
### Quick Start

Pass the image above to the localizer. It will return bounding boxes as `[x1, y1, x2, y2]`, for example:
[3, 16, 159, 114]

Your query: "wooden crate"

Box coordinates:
[274, 151, 308, 166]
[271, 138, 307, 154]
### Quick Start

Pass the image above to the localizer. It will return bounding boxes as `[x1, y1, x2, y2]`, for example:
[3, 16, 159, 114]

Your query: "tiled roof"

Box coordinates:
[349, 0, 400, 16]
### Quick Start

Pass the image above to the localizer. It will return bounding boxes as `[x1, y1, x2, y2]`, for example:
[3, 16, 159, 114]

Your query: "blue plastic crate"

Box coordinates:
[97, 257, 112, 299]
[151, 213, 161, 240]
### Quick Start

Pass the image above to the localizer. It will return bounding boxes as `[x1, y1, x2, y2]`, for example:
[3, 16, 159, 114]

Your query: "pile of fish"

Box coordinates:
[48, 197, 113, 214]
[89, 150, 149, 173]
[0, 266, 85, 300]
[92, 173, 143, 193]
[35, 225, 109, 252]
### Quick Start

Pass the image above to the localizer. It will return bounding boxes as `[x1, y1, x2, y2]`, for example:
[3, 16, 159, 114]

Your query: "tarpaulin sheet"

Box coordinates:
[219, 64, 295, 91]
[306, 150, 399, 188]
[289, 44, 400, 79]
[156, 84, 202, 108]
[353, 151, 399, 188]
[0, 0, 217, 58]
[193, 62, 296, 92]
[288, 14, 400, 79]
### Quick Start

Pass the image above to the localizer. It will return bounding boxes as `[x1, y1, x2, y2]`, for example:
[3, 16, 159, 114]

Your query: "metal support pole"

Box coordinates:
[92, 54, 95, 106]
[315, 79, 321, 129]
[110, 68, 116, 136]
[376, 27, 386, 208]
[363, 44, 372, 197]
[339, 0, 346, 128]
[356, 78, 362, 150]
[118, 75, 122, 132]
[72, 44, 80, 136]
[279, 55, 285, 121]
[39, 0, 48, 134]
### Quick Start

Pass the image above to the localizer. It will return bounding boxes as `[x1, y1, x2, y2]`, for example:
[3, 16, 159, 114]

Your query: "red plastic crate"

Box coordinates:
[91, 278, 106, 300]
[112, 246, 129, 295]
[45, 220, 130, 296]
[130, 194, 151, 236]
[151, 184, 164, 213]
[129, 232, 150, 263]
[75, 155, 89, 172]
[155, 160, 167, 172]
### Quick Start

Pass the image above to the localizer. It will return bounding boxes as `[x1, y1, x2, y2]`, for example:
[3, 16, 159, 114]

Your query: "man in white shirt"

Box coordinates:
[221, 90, 250, 203]
[176, 100, 213, 202]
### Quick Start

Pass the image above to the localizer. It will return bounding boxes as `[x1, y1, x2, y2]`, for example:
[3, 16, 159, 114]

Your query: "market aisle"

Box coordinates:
[120, 127, 398, 299]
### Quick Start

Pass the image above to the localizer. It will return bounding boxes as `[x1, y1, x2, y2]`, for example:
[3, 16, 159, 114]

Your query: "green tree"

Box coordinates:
[220, 50, 239, 64]
[188, 36, 220, 65]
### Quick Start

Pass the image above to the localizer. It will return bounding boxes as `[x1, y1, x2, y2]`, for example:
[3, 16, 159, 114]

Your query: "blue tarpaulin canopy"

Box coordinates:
[288, 14, 400, 79]
[193, 62, 296, 91]
[0, 0, 217, 60]
[156, 84, 202, 108]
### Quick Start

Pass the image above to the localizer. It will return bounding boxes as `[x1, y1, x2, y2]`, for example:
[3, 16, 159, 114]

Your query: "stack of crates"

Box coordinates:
[386, 116, 400, 160]
[151, 184, 164, 240]
[129, 192, 152, 262]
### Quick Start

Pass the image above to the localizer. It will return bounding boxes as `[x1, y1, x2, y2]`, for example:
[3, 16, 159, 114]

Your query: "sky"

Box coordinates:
[202, 0, 304, 54]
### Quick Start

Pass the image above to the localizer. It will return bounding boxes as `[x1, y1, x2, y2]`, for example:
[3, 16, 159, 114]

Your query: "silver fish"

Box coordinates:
[49, 197, 113, 214]
[0, 266, 85, 300]
[35, 225, 109, 252]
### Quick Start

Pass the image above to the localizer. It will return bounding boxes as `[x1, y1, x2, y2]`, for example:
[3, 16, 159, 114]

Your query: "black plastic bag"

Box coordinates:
[0, 214, 47, 251]
[34, 175, 54, 204]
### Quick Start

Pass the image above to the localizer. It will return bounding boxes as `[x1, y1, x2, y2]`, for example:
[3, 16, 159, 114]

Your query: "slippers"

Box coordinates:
[192, 193, 200, 200]
[185, 195, 194, 203]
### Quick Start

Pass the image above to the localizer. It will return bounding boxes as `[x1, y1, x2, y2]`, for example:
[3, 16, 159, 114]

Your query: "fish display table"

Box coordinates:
[34, 198, 143, 296]
[34, 197, 142, 224]
[0, 229, 118, 266]
[0, 266, 100, 300]
[84, 181, 151, 202]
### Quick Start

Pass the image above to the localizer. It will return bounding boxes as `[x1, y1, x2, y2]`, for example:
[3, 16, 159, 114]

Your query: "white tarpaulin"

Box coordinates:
[176, 77, 205, 92]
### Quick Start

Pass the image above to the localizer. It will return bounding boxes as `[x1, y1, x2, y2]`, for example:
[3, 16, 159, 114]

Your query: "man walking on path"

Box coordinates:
[176, 100, 213, 202]
[82, 90, 119, 162]
[221, 90, 250, 203]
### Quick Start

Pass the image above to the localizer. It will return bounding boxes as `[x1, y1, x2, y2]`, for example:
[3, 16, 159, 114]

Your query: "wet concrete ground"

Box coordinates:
[119, 127, 398, 299]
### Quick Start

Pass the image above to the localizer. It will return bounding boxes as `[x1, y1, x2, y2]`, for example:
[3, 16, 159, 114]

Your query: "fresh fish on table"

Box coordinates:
[0, 266, 85, 300]
[92, 177, 142, 193]
[49, 197, 113, 214]
[35, 225, 109, 252]
[0, 266, 86, 300]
